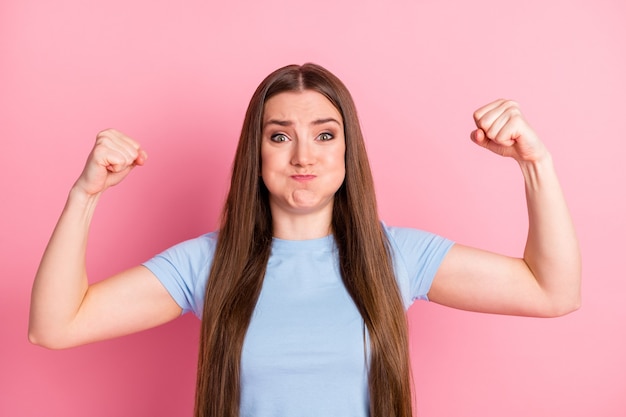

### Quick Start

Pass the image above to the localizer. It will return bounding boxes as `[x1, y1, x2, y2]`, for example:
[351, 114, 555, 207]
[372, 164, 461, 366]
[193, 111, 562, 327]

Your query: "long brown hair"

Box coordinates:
[195, 63, 412, 417]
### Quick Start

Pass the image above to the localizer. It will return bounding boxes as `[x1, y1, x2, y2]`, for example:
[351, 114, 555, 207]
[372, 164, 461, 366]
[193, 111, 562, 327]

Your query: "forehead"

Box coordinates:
[263, 90, 343, 125]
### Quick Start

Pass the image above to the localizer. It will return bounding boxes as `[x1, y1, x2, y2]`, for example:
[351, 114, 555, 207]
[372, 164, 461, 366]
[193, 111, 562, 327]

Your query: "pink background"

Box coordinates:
[2, 0, 624, 416]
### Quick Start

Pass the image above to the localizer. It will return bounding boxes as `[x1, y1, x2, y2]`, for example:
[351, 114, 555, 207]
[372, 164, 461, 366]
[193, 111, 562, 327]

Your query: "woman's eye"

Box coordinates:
[270, 133, 288, 142]
[318, 132, 334, 141]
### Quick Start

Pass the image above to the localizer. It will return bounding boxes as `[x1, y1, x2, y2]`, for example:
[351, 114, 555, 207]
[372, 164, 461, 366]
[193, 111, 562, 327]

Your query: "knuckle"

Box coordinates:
[96, 128, 116, 138]
[94, 136, 109, 147]
[477, 118, 490, 131]
[503, 99, 521, 113]
[507, 109, 524, 124]
[472, 109, 481, 121]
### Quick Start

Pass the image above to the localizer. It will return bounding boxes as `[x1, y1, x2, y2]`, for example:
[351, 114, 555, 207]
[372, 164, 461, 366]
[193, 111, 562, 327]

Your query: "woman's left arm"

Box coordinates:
[428, 99, 581, 317]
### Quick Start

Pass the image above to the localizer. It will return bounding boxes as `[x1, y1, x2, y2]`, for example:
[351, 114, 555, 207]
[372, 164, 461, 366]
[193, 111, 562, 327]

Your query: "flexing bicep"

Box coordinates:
[47, 266, 182, 349]
[428, 244, 556, 317]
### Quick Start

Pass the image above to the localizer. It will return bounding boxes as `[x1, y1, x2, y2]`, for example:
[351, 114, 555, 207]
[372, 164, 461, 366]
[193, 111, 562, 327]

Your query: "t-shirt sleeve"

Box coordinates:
[384, 224, 454, 309]
[142, 232, 217, 318]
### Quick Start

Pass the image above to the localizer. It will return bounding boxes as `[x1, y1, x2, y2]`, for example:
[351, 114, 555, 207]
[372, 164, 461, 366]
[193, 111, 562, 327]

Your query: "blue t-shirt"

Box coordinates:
[143, 224, 453, 417]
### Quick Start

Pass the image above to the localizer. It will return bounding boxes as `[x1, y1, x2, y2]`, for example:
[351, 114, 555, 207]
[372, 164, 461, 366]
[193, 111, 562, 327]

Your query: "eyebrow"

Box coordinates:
[263, 117, 342, 128]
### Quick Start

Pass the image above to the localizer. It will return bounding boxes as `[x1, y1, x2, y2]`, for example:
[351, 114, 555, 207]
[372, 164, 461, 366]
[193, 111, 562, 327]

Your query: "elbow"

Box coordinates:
[563, 294, 582, 315]
[28, 334, 47, 349]
[29, 335, 71, 350]
[544, 293, 582, 318]
[28, 328, 56, 349]
[539, 270, 582, 318]
[550, 302, 580, 318]
[28, 325, 73, 350]
[28, 330, 50, 349]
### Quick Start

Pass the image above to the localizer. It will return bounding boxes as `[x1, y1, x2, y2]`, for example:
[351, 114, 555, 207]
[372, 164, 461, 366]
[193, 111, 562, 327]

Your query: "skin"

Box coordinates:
[261, 91, 346, 240]
[28, 94, 581, 349]
[431, 100, 581, 316]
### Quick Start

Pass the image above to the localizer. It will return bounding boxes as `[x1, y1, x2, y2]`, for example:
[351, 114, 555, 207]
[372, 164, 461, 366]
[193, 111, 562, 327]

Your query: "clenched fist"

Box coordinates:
[471, 99, 548, 163]
[74, 129, 147, 196]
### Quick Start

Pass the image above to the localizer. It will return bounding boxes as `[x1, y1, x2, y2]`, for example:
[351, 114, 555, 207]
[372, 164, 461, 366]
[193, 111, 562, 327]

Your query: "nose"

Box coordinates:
[291, 139, 315, 166]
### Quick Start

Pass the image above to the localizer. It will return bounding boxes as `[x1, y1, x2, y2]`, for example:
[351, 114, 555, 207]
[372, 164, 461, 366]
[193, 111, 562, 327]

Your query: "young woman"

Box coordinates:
[29, 63, 581, 417]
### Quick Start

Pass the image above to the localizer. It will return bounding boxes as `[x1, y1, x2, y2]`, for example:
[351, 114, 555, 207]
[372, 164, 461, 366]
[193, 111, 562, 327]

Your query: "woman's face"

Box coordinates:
[261, 90, 346, 219]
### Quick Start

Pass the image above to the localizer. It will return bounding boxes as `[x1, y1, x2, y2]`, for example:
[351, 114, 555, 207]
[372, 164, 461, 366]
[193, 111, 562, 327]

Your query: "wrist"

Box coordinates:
[518, 151, 556, 191]
[68, 183, 102, 207]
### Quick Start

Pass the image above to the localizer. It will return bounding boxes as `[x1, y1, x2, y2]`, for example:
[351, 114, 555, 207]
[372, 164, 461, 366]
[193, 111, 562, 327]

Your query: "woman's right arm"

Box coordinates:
[29, 129, 182, 349]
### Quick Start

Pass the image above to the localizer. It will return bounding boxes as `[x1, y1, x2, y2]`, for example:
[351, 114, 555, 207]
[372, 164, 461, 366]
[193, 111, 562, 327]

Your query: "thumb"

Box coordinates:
[470, 128, 487, 147]
[104, 148, 148, 172]
[135, 149, 148, 166]
[470, 127, 513, 158]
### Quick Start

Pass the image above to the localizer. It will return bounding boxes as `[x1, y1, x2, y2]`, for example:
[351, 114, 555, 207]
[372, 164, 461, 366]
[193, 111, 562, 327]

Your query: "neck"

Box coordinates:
[270, 206, 333, 240]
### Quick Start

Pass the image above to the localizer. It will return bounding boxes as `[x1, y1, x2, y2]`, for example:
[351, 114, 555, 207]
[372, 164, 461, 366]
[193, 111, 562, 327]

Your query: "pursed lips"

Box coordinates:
[291, 174, 316, 181]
